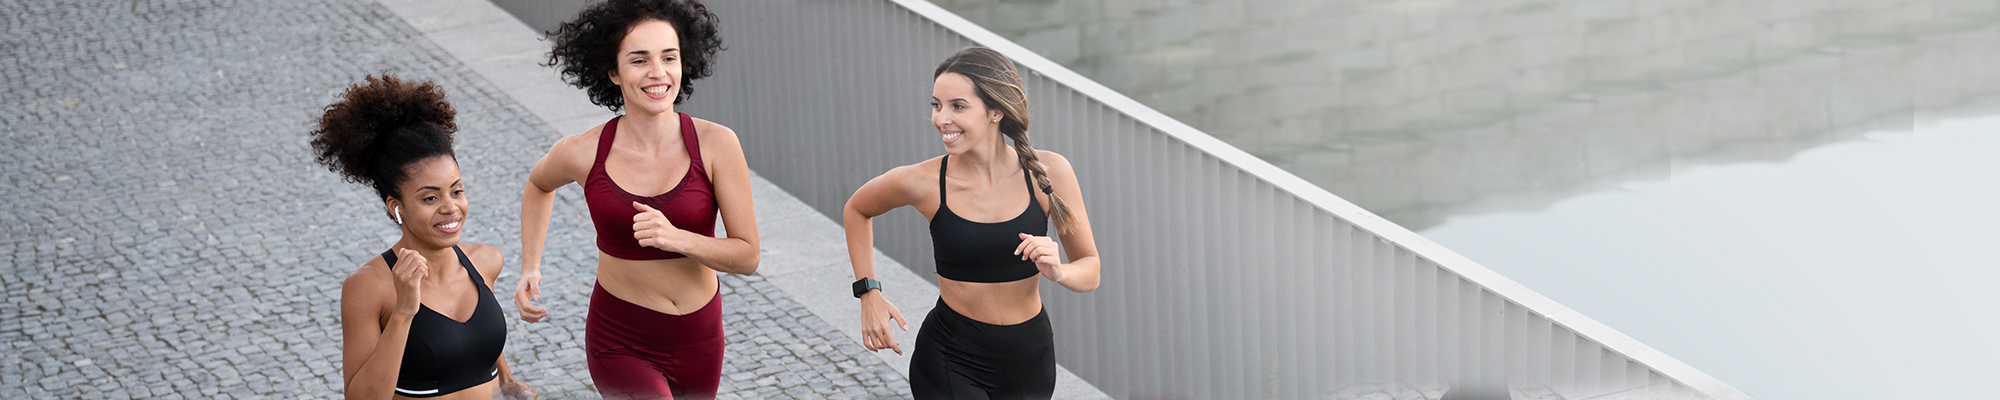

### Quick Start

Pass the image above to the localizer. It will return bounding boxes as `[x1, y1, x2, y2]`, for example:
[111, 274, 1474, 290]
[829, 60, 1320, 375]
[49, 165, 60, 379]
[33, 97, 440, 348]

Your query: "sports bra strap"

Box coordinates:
[938, 155, 950, 204]
[679, 112, 703, 165]
[593, 116, 621, 166]
[450, 246, 479, 289]
[1021, 163, 1036, 195]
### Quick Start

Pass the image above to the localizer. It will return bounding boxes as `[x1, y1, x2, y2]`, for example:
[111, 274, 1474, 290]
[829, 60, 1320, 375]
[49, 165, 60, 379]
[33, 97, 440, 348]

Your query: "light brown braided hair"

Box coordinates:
[935, 46, 1075, 234]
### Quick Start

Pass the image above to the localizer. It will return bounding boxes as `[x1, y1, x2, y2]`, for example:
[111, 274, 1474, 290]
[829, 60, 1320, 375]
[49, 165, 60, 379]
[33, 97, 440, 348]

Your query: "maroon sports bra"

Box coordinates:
[585, 113, 717, 260]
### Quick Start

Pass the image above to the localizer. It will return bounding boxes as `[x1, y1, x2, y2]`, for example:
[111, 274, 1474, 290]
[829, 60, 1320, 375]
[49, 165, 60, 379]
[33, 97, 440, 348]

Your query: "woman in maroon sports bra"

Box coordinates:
[514, 1, 758, 399]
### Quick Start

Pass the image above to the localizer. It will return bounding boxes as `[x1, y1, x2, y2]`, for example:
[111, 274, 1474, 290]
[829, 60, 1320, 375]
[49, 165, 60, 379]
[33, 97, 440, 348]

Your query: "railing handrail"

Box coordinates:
[887, 0, 1748, 398]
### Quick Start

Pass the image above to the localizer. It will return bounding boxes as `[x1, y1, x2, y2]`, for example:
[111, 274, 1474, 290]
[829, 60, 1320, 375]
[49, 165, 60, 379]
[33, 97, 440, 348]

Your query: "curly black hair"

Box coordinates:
[308, 74, 458, 221]
[546, 0, 723, 112]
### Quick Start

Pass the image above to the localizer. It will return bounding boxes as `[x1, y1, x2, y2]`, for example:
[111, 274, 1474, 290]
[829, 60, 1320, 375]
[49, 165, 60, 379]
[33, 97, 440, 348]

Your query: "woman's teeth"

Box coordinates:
[643, 86, 671, 94]
[942, 132, 962, 141]
[437, 222, 460, 230]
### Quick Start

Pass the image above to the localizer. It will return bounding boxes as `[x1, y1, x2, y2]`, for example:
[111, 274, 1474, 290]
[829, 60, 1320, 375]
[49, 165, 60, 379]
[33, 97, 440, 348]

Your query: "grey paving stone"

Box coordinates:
[0, 0, 909, 397]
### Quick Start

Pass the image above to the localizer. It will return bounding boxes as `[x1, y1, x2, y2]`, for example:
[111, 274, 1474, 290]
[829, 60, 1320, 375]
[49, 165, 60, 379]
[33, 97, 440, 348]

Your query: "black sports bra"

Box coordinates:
[929, 155, 1047, 283]
[379, 246, 505, 397]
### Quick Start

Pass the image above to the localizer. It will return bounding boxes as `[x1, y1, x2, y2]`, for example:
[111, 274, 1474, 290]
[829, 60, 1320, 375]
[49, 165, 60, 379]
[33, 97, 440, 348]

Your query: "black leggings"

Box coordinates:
[910, 298, 1056, 399]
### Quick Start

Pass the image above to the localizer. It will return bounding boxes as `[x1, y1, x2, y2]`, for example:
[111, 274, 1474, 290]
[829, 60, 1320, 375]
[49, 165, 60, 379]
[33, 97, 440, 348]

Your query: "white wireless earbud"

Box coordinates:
[394, 206, 403, 225]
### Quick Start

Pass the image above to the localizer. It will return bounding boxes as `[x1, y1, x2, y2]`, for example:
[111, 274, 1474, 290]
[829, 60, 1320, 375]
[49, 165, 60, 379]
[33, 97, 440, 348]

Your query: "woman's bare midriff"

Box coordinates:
[596, 252, 720, 316]
[938, 276, 1043, 326]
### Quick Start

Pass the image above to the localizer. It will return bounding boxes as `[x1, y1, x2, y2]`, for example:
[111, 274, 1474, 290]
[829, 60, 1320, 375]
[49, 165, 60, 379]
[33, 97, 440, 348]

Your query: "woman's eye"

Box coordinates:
[424, 196, 437, 202]
[953, 104, 965, 111]
[453, 190, 464, 196]
[664, 57, 676, 63]
[929, 102, 940, 109]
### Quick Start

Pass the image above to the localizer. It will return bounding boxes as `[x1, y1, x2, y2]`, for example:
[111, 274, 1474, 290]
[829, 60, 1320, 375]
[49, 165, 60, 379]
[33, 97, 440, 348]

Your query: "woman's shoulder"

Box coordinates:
[552, 123, 608, 154]
[856, 156, 947, 208]
[1033, 149, 1071, 170]
[688, 116, 741, 148]
[919, 154, 947, 168]
[1032, 149, 1078, 178]
[462, 244, 500, 266]
[463, 243, 503, 266]
[533, 123, 608, 176]
[688, 115, 732, 134]
[524, 122, 604, 172]
[462, 243, 505, 283]
[891, 155, 947, 181]
[342, 255, 393, 297]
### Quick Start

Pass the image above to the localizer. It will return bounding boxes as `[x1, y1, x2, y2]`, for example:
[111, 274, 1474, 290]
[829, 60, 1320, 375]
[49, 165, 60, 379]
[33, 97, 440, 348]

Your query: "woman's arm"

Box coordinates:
[843, 162, 928, 354]
[633, 121, 760, 274]
[340, 251, 429, 400]
[515, 131, 593, 323]
[340, 271, 407, 400]
[1022, 151, 1100, 292]
[495, 354, 539, 399]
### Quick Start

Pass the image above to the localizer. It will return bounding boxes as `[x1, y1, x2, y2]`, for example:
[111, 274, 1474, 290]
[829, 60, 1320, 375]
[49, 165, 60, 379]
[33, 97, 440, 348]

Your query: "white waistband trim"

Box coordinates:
[394, 387, 439, 395]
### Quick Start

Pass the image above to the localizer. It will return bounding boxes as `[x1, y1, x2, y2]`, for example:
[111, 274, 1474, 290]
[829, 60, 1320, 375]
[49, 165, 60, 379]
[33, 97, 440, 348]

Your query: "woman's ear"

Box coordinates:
[385, 197, 402, 225]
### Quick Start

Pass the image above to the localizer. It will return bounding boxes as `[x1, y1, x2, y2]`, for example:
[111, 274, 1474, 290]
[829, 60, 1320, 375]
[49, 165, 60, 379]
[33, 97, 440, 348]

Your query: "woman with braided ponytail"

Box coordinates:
[843, 46, 1102, 399]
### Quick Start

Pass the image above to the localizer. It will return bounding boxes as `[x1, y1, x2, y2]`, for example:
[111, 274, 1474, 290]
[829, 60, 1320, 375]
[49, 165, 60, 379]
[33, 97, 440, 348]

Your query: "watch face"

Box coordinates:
[853, 278, 879, 297]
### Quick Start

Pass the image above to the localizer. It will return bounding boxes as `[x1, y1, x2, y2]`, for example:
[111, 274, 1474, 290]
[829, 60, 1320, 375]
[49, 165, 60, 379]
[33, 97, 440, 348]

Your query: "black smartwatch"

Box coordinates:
[852, 277, 882, 298]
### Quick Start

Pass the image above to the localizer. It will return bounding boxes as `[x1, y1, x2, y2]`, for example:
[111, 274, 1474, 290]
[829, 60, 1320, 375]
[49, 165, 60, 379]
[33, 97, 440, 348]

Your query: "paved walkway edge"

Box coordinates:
[369, 0, 1111, 398]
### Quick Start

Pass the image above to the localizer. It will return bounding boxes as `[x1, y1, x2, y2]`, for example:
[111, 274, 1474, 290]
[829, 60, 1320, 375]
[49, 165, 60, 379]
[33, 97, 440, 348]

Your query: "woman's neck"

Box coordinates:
[392, 236, 457, 282]
[952, 139, 1017, 184]
[618, 107, 681, 148]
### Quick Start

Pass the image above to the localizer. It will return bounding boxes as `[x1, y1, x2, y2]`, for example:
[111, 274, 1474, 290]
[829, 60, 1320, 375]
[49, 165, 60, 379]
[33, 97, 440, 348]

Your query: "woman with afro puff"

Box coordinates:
[312, 74, 538, 400]
[513, 1, 759, 398]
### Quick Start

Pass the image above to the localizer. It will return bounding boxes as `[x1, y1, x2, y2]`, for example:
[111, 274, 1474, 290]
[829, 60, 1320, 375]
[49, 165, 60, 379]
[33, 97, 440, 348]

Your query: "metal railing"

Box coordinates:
[490, 0, 1750, 398]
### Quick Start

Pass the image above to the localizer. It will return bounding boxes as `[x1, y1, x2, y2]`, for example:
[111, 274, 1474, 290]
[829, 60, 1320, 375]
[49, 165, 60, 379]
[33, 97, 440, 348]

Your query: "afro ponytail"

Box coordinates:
[309, 74, 458, 220]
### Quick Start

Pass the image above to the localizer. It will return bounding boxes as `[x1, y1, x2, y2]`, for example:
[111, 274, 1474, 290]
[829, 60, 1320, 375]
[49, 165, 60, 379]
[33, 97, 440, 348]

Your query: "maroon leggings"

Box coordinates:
[585, 283, 725, 400]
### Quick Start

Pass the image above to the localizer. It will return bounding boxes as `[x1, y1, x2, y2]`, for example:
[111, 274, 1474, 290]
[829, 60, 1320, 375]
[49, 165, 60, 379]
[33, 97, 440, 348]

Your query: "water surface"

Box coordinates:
[1424, 119, 2000, 399]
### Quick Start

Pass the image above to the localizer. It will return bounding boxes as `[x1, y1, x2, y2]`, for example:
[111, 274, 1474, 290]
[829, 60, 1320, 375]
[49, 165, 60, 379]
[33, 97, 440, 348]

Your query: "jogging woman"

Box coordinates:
[843, 47, 1103, 399]
[315, 75, 536, 399]
[513, 1, 758, 398]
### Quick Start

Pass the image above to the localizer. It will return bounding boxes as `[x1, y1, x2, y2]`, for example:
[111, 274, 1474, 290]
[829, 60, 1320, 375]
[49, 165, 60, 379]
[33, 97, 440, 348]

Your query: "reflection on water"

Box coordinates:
[1422, 119, 2000, 399]
[934, 0, 2000, 230]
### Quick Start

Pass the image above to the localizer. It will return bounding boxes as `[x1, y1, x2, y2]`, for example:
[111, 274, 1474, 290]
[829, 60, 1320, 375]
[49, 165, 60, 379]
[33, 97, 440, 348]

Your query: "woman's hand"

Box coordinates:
[500, 380, 540, 400]
[1016, 233, 1064, 283]
[632, 202, 692, 253]
[513, 269, 547, 323]
[858, 291, 908, 354]
[389, 248, 428, 318]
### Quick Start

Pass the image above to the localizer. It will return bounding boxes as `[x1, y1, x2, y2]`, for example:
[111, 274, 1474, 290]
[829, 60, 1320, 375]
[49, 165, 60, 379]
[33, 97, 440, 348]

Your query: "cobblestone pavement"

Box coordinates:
[0, 0, 909, 398]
